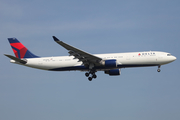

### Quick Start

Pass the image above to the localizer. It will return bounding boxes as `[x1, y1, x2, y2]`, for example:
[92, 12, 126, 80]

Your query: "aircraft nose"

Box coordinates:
[172, 56, 177, 61]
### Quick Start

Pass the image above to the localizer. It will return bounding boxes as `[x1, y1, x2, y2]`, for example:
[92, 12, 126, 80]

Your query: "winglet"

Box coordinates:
[53, 36, 60, 42]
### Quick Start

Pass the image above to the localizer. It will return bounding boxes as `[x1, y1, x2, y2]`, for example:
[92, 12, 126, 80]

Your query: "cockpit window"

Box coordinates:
[167, 54, 172, 56]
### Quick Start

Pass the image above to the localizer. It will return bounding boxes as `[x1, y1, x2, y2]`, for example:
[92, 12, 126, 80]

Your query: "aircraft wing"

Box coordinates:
[53, 36, 102, 66]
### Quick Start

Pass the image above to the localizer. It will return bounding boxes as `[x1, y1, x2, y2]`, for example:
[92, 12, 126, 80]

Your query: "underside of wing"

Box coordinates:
[53, 36, 102, 66]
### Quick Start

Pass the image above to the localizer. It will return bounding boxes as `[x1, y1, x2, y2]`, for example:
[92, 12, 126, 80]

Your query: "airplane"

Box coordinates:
[4, 36, 176, 81]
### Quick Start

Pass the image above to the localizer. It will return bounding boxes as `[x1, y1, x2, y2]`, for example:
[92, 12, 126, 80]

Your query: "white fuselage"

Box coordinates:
[10, 51, 176, 71]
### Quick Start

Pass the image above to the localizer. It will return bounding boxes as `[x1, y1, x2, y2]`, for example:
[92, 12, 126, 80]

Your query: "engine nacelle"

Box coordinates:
[104, 69, 121, 76]
[100, 59, 117, 68]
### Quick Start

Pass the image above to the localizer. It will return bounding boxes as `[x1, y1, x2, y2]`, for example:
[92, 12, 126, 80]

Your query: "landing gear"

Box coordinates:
[85, 63, 97, 81]
[157, 65, 161, 72]
[85, 70, 97, 81]
[85, 72, 89, 77]
[88, 77, 92, 81]
[157, 69, 161, 72]
[92, 74, 97, 78]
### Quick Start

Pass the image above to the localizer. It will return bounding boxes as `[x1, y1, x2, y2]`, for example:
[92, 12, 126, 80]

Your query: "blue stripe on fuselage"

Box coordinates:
[48, 64, 160, 71]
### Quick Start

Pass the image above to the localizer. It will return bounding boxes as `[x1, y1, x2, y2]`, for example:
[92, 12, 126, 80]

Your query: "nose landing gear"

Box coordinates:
[157, 65, 161, 72]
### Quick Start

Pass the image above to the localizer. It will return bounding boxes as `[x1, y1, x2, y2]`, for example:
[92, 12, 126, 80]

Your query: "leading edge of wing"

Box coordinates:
[52, 36, 102, 62]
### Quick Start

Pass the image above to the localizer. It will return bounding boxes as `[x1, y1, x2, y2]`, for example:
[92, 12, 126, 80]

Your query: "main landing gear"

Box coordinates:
[85, 70, 97, 81]
[157, 65, 161, 72]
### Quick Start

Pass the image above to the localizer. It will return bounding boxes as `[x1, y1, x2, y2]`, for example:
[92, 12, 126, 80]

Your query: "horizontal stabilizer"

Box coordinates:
[4, 54, 27, 64]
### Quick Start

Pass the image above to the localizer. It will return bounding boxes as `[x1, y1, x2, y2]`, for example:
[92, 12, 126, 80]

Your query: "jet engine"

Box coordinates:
[104, 69, 121, 76]
[100, 59, 117, 67]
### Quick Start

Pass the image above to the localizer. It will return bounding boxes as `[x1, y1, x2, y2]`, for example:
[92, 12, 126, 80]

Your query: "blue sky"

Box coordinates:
[0, 0, 180, 120]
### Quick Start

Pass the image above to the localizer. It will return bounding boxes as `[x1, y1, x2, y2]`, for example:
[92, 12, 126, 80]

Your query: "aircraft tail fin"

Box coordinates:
[8, 38, 39, 58]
